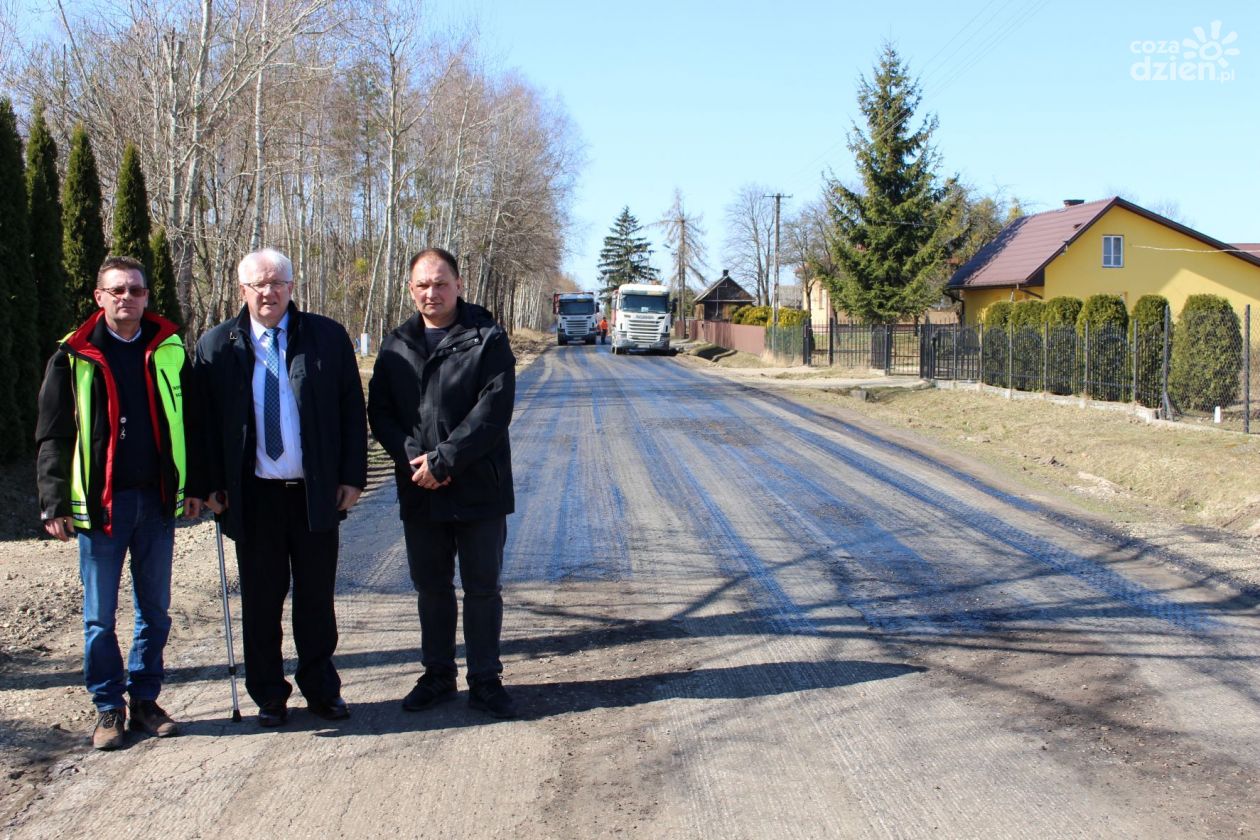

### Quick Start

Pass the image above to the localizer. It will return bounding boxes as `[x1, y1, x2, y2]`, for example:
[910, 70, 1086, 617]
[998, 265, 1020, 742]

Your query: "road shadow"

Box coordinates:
[178, 658, 924, 736]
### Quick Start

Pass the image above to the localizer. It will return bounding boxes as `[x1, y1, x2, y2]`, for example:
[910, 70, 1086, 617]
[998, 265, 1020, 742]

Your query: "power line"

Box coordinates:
[1132, 244, 1260, 255]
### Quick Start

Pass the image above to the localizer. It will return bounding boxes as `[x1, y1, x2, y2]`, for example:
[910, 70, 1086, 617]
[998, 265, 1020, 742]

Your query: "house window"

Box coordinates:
[1102, 235, 1124, 268]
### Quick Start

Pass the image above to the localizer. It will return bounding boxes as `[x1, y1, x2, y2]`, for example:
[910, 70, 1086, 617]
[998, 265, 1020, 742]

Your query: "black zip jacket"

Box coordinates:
[190, 304, 368, 541]
[368, 300, 515, 522]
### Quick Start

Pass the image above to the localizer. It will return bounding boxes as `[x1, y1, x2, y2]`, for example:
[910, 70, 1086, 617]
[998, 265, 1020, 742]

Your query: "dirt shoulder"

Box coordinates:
[0, 328, 555, 826]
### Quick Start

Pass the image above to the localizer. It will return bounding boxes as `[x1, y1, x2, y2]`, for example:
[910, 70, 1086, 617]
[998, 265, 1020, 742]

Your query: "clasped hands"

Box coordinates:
[410, 453, 451, 490]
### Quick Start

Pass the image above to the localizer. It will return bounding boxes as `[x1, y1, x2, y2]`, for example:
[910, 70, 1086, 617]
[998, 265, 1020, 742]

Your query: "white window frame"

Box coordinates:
[1102, 235, 1124, 268]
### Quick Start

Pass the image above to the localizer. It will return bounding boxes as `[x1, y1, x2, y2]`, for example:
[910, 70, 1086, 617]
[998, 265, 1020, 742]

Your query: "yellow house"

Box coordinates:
[948, 197, 1260, 325]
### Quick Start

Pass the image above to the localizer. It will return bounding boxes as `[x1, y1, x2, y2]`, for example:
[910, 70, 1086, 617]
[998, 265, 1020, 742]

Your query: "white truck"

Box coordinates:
[553, 292, 599, 345]
[610, 282, 672, 355]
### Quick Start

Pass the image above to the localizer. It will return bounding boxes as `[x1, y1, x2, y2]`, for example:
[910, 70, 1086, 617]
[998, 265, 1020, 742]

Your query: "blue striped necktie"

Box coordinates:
[262, 327, 284, 459]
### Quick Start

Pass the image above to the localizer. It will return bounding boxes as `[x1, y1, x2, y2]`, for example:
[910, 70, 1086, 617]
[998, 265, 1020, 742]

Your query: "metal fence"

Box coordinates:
[763, 306, 1255, 433]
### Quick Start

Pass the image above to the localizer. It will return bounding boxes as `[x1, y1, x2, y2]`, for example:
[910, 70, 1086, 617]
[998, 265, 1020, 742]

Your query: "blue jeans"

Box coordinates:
[77, 487, 175, 711]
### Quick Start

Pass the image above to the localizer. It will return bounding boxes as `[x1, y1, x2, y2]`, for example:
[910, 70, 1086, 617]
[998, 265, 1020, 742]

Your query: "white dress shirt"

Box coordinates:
[249, 313, 305, 479]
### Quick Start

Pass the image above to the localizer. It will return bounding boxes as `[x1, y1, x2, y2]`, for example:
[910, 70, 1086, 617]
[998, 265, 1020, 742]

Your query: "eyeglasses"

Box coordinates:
[98, 285, 149, 298]
[241, 281, 292, 293]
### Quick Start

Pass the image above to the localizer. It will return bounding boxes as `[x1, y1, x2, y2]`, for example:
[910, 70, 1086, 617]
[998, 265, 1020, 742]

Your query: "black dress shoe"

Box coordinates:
[258, 704, 288, 727]
[307, 697, 350, 721]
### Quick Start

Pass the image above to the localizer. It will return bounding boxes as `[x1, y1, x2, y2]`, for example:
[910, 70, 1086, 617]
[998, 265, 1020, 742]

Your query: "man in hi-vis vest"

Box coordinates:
[35, 255, 202, 751]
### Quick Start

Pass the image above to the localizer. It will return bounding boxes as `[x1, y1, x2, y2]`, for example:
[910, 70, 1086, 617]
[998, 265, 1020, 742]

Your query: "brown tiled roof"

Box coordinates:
[948, 198, 1114, 289]
[948, 197, 1260, 290]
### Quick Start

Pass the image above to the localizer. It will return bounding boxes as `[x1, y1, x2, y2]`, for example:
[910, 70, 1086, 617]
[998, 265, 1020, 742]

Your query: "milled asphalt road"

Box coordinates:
[9, 344, 1260, 838]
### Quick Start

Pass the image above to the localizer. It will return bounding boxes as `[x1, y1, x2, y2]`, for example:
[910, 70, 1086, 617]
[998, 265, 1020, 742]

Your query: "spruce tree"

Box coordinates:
[821, 43, 965, 324]
[0, 99, 38, 459]
[596, 207, 659, 298]
[150, 226, 181, 328]
[62, 125, 107, 324]
[112, 142, 154, 281]
[26, 104, 70, 362]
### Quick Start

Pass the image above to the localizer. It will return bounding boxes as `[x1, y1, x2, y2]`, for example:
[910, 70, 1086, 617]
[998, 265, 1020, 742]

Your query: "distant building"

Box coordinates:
[804, 274, 957, 326]
[948, 196, 1260, 324]
[693, 270, 755, 321]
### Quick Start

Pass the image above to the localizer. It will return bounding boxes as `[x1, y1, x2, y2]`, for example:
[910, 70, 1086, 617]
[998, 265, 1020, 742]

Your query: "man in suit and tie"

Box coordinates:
[191, 248, 367, 727]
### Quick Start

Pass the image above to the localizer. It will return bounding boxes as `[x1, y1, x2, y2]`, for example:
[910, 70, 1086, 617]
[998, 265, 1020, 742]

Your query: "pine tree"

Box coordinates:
[26, 104, 70, 362]
[112, 143, 154, 281]
[821, 43, 965, 325]
[0, 98, 38, 459]
[149, 226, 181, 328]
[62, 125, 107, 324]
[596, 206, 659, 298]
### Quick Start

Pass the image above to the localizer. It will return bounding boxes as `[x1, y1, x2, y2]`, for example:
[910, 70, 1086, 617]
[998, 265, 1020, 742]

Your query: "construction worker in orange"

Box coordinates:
[597, 316, 609, 345]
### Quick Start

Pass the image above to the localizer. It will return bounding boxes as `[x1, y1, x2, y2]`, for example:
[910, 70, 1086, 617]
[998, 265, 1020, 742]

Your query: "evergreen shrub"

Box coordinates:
[1131, 295, 1169, 408]
[1169, 294, 1241, 412]
[1077, 295, 1129, 401]
[981, 301, 1012, 386]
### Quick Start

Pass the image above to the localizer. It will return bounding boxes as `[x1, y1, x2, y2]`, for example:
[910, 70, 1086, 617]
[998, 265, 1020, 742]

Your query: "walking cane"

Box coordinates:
[214, 519, 243, 722]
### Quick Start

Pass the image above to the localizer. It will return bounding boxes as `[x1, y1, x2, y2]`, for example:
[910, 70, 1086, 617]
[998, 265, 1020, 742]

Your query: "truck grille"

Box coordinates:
[560, 316, 592, 337]
[624, 315, 665, 341]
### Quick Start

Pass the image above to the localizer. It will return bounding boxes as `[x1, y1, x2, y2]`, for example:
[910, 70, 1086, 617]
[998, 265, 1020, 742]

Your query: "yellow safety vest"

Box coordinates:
[66, 332, 188, 529]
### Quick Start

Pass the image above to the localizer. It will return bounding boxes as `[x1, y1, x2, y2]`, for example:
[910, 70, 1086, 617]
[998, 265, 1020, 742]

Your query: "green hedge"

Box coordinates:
[1009, 300, 1046, 391]
[1131, 295, 1169, 408]
[1077, 295, 1128, 400]
[1044, 296, 1082, 327]
[1044, 297, 1081, 394]
[980, 301, 1012, 385]
[982, 300, 1013, 329]
[1076, 294, 1128, 335]
[1169, 294, 1241, 412]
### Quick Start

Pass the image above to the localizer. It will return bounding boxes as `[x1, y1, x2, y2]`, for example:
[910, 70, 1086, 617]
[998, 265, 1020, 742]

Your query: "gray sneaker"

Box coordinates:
[129, 698, 179, 737]
[93, 708, 126, 750]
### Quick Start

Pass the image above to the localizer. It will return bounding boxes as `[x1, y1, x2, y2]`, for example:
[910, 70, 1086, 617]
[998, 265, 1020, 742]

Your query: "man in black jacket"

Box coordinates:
[368, 247, 517, 719]
[191, 248, 367, 727]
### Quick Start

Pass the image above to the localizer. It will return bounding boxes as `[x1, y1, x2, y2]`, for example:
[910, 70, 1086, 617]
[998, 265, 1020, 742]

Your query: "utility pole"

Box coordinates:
[765, 193, 791, 325]
[678, 216, 687, 335]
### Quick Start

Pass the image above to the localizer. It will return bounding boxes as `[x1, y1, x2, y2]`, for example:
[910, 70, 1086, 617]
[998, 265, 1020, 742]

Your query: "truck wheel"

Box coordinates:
[557, 335, 565, 346]
[586, 336, 595, 345]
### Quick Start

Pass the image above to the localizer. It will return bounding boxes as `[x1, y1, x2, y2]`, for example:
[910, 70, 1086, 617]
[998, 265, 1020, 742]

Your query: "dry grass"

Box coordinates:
[811, 386, 1260, 535]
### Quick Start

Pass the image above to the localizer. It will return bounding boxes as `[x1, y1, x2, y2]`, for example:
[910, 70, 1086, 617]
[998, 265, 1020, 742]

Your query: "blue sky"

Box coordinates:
[427, 0, 1258, 292]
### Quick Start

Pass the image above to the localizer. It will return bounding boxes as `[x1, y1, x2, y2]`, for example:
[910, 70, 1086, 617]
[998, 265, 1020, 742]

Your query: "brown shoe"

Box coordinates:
[93, 708, 126, 750]
[129, 698, 179, 737]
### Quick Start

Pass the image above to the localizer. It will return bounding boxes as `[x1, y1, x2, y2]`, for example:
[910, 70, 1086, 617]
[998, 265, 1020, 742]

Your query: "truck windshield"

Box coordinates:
[620, 293, 669, 314]
[558, 299, 595, 315]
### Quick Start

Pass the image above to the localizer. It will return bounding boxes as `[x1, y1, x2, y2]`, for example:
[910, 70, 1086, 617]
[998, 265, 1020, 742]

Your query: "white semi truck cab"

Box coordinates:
[611, 283, 672, 354]
[553, 292, 598, 345]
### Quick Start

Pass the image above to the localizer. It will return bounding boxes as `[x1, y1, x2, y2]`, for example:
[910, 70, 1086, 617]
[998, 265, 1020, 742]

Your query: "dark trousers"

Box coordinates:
[402, 516, 506, 684]
[236, 478, 341, 708]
